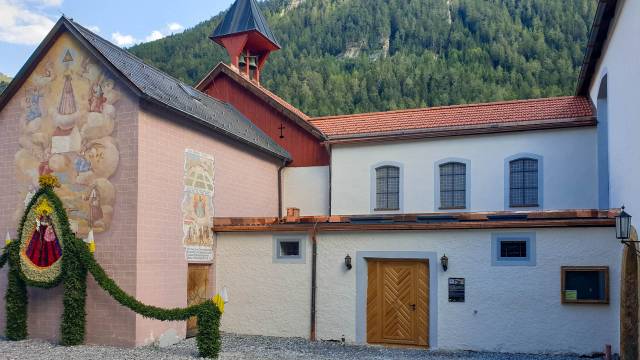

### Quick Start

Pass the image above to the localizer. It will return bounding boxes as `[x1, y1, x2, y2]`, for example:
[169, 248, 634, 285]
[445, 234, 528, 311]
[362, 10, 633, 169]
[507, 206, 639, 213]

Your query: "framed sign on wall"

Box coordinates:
[448, 278, 465, 302]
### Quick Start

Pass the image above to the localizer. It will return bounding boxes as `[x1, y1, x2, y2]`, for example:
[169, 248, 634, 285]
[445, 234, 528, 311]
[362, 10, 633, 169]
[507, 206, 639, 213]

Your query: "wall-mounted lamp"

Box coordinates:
[617, 206, 632, 242]
[344, 254, 352, 270]
[440, 254, 449, 272]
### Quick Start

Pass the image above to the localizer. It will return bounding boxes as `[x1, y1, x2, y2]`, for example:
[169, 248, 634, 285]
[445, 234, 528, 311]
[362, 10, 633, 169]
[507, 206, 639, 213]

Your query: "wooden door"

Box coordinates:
[187, 264, 210, 337]
[367, 259, 429, 347]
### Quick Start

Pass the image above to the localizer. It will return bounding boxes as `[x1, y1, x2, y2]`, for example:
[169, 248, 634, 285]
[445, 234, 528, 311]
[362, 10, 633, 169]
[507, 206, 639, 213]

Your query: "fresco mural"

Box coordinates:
[182, 149, 214, 263]
[14, 33, 121, 237]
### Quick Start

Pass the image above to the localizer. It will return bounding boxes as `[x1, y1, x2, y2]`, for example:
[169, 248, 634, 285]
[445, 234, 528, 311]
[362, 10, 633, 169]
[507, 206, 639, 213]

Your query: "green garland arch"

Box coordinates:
[0, 178, 221, 358]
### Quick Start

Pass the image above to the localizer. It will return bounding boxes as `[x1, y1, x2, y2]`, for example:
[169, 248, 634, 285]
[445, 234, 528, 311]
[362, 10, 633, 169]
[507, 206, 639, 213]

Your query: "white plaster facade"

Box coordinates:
[587, 0, 640, 230]
[215, 232, 312, 337]
[282, 166, 330, 216]
[216, 227, 621, 354]
[331, 128, 598, 215]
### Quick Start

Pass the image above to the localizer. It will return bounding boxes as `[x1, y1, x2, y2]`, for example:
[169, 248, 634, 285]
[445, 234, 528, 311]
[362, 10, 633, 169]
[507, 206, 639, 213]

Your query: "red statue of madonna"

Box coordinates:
[25, 216, 62, 268]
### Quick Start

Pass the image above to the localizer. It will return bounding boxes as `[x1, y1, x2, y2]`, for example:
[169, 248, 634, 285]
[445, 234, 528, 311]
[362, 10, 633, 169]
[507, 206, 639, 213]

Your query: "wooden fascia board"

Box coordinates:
[213, 218, 615, 233]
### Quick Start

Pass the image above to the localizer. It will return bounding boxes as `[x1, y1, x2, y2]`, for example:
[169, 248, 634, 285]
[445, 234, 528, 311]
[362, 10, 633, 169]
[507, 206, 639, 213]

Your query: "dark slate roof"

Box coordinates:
[211, 0, 280, 48]
[0, 17, 290, 161]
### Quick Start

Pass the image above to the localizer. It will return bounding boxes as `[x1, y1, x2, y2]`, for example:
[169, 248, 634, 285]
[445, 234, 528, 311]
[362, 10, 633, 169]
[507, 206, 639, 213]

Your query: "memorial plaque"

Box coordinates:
[448, 278, 465, 302]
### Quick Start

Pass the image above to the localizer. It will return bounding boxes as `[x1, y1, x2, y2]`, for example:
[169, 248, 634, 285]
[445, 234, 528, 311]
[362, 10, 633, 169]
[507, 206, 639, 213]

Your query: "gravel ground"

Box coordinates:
[0, 333, 598, 360]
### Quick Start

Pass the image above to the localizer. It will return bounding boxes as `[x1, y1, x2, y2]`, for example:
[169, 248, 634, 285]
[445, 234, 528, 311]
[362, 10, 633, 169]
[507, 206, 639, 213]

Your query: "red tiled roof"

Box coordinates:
[310, 96, 594, 139]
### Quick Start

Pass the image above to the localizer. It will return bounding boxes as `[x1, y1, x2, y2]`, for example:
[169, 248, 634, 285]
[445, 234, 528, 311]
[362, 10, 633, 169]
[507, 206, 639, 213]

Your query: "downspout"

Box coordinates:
[310, 223, 318, 341]
[278, 160, 287, 218]
[328, 144, 332, 216]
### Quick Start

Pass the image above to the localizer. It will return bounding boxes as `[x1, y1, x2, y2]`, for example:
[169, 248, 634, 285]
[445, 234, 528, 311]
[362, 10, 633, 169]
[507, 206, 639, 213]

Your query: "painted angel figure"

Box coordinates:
[88, 81, 107, 113]
[26, 88, 43, 122]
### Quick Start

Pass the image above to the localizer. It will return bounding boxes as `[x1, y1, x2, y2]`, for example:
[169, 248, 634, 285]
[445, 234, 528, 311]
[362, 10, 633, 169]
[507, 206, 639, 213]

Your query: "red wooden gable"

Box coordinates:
[198, 64, 329, 167]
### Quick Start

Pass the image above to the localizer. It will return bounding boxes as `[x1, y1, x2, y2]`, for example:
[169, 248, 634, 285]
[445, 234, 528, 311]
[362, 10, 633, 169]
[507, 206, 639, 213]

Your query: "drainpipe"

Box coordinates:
[310, 223, 318, 341]
[278, 161, 287, 218]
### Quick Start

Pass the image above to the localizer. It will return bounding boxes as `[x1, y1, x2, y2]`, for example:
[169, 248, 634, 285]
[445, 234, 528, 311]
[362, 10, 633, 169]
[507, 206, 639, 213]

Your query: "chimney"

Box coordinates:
[210, 0, 281, 84]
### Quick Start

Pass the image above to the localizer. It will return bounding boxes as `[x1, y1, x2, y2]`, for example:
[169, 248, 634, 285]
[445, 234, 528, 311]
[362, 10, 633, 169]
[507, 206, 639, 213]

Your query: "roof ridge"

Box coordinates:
[69, 19, 197, 89]
[310, 95, 587, 122]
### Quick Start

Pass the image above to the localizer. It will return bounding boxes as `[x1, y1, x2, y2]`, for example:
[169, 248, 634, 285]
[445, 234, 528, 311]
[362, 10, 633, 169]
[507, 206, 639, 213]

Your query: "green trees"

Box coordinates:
[130, 0, 596, 117]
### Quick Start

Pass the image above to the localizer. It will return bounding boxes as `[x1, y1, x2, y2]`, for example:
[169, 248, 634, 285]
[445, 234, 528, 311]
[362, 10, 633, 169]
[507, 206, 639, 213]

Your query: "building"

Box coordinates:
[0, 0, 635, 355]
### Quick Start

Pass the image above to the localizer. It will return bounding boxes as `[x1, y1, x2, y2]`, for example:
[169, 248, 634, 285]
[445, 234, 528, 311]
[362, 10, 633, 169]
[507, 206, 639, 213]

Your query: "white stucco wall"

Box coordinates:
[216, 227, 620, 354]
[331, 128, 598, 215]
[315, 228, 620, 354]
[282, 166, 330, 216]
[215, 232, 312, 338]
[588, 0, 640, 229]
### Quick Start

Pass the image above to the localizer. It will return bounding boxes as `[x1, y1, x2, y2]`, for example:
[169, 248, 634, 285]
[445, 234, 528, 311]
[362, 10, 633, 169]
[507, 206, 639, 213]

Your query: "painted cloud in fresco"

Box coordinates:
[14, 33, 121, 236]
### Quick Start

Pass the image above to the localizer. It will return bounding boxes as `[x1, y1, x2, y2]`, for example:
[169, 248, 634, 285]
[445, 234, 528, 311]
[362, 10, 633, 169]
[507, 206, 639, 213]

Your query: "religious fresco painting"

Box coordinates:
[14, 33, 121, 237]
[182, 149, 215, 263]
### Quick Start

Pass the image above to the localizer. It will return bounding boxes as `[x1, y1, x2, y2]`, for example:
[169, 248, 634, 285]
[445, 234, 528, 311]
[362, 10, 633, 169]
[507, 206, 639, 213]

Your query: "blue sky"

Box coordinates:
[0, 0, 235, 77]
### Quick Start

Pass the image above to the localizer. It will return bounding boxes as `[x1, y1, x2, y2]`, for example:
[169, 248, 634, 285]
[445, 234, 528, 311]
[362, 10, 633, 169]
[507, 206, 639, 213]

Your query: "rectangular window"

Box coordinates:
[510, 158, 539, 207]
[500, 241, 527, 258]
[376, 166, 400, 210]
[273, 236, 306, 264]
[561, 266, 609, 304]
[491, 233, 536, 266]
[440, 162, 466, 209]
[279, 241, 300, 257]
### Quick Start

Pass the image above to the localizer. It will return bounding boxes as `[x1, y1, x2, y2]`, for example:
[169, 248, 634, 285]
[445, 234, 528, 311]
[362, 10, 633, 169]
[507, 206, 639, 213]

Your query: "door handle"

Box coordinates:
[410, 304, 416, 311]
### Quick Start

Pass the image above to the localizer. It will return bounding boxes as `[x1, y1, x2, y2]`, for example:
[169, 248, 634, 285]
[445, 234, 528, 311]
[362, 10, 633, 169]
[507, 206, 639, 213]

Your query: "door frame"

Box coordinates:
[356, 251, 439, 348]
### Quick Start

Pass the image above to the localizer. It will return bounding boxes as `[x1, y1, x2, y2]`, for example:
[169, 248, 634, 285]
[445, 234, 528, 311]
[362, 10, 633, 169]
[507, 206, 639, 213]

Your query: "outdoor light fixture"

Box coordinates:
[344, 254, 352, 270]
[440, 254, 449, 272]
[616, 206, 633, 242]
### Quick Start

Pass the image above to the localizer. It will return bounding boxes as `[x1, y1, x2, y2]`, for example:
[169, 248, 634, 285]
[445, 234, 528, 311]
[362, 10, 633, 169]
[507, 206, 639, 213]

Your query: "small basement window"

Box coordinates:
[273, 236, 306, 264]
[279, 241, 300, 257]
[561, 266, 609, 304]
[491, 233, 536, 266]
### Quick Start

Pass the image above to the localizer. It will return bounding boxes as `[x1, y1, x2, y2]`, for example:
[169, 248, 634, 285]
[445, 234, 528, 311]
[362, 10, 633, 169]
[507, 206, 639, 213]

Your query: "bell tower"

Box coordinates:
[210, 0, 281, 84]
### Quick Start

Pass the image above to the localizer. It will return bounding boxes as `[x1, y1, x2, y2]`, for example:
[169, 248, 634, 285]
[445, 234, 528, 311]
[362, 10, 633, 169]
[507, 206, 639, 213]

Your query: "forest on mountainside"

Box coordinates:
[0, 73, 11, 94]
[128, 0, 596, 117]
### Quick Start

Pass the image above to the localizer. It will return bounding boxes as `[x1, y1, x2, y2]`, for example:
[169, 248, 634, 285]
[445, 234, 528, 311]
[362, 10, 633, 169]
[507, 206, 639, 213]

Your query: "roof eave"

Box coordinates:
[576, 0, 619, 96]
[139, 96, 291, 162]
[322, 116, 597, 145]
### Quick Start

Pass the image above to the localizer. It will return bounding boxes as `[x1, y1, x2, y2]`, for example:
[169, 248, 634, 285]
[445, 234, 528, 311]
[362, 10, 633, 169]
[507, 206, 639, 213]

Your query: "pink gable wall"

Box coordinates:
[0, 30, 280, 348]
[0, 32, 140, 346]
[134, 107, 280, 344]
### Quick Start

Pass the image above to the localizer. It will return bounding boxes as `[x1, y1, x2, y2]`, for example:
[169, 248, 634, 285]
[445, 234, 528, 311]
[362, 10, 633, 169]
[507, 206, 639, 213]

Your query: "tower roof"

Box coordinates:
[211, 0, 280, 49]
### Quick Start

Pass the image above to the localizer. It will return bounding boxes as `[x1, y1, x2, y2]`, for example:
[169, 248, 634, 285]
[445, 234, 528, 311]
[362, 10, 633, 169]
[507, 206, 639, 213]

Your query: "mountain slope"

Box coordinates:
[130, 0, 596, 117]
[0, 73, 11, 94]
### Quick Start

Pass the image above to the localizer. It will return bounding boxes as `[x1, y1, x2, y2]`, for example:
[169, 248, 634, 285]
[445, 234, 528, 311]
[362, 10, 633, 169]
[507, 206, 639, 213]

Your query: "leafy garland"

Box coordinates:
[1, 179, 221, 358]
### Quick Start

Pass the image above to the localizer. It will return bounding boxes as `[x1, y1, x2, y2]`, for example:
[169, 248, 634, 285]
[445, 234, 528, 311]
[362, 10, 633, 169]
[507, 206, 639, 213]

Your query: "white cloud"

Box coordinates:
[145, 30, 163, 42]
[0, 0, 59, 45]
[86, 25, 100, 33]
[111, 32, 136, 47]
[168, 22, 184, 33]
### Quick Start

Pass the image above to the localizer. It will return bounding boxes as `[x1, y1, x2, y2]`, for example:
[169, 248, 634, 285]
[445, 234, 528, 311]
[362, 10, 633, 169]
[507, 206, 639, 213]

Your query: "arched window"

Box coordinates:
[439, 162, 466, 209]
[375, 166, 400, 210]
[509, 158, 539, 207]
